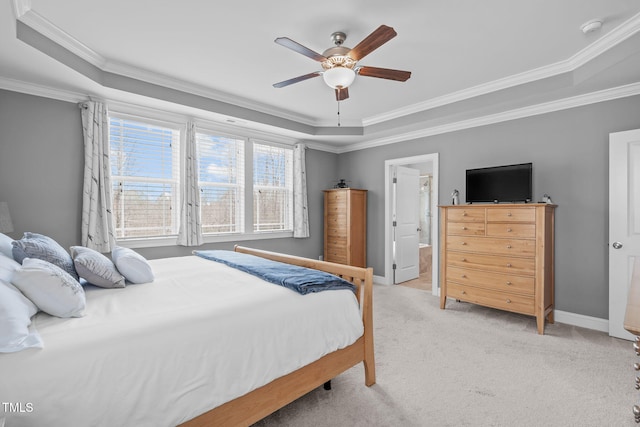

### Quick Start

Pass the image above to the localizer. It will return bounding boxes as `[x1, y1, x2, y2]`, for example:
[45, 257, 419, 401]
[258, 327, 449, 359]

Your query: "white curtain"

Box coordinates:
[177, 121, 203, 246]
[80, 101, 116, 252]
[293, 143, 309, 238]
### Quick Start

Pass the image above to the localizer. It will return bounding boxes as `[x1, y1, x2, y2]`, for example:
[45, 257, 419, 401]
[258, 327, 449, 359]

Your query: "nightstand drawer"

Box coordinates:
[446, 208, 485, 222]
[446, 266, 534, 295]
[486, 223, 535, 238]
[447, 282, 535, 315]
[447, 221, 485, 236]
[446, 235, 536, 257]
[446, 252, 535, 276]
[487, 207, 535, 222]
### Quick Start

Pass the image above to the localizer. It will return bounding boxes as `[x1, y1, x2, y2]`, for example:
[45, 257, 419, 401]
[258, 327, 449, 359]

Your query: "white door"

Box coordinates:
[394, 166, 420, 283]
[609, 128, 640, 340]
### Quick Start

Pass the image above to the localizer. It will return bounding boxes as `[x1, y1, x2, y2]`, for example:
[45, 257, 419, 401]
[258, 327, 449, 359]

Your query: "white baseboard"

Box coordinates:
[373, 274, 388, 285]
[374, 275, 609, 334]
[553, 310, 609, 333]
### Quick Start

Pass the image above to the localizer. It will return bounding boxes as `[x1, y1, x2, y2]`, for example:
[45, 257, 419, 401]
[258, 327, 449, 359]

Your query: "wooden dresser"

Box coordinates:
[440, 203, 556, 334]
[323, 188, 367, 267]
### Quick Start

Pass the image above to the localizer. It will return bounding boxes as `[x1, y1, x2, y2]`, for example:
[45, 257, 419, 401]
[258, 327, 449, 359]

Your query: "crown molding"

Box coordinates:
[362, 11, 640, 127]
[17, 7, 106, 67]
[13, 2, 322, 128]
[0, 76, 86, 103]
[10, 0, 29, 17]
[3, 77, 639, 155]
[339, 82, 640, 154]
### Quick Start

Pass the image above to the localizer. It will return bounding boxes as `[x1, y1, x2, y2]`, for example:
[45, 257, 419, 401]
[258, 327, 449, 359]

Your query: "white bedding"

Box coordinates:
[0, 255, 364, 427]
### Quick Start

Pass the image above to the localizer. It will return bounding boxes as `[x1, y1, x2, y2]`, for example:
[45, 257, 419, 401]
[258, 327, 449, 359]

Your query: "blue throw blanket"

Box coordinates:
[194, 250, 356, 295]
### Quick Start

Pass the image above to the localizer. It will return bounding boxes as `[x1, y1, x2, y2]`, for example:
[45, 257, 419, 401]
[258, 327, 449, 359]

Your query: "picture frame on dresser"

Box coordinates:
[439, 203, 556, 334]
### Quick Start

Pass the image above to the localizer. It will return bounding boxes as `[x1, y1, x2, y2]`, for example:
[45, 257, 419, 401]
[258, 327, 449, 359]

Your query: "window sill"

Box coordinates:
[116, 231, 294, 249]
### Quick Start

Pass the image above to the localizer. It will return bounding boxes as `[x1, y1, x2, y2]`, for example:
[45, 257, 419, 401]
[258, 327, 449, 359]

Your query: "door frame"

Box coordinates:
[384, 153, 439, 296]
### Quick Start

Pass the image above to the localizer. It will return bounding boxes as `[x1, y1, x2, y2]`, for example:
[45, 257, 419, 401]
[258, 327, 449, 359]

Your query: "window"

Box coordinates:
[109, 116, 181, 239]
[108, 112, 295, 245]
[253, 143, 293, 232]
[196, 132, 245, 234]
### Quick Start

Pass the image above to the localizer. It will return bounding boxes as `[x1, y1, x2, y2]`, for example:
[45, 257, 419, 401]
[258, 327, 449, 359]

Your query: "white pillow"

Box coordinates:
[0, 253, 20, 283]
[70, 246, 125, 289]
[112, 246, 154, 284]
[0, 232, 13, 258]
[0, 279, 43, 353]
[12, 258, 86, 318]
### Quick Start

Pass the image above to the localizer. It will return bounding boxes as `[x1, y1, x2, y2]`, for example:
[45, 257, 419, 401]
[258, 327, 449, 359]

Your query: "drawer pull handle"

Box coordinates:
[506, 299, 512, 303]
[507, 228, 512, 232]
[461, 258, 467, 262]
[463, 212, 467, 216]
[507, 212, 512, 217]
[506, 263, 512, 268]
[461, 290, 466, 295]
[506, 245, 512, 249]
[506, 281, 512, 286]
[463, 227, 467, 230]
[461, 275, 466, 279]
[461, 242, 467, 245]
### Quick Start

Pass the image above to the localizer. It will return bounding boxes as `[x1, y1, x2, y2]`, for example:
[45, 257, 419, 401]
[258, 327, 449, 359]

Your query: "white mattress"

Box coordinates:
[0, 255, 364, 427]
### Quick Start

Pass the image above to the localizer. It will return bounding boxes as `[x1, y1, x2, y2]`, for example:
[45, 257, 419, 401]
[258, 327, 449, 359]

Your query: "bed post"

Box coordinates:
[363, 266, 376, 386]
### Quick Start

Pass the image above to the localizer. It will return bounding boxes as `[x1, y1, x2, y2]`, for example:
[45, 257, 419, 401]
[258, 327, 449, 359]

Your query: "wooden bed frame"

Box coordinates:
[180, 245, 375, 426]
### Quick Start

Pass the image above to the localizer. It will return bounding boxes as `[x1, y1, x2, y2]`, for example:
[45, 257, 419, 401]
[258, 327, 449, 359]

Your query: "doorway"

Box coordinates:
[384, 153, 439, 297]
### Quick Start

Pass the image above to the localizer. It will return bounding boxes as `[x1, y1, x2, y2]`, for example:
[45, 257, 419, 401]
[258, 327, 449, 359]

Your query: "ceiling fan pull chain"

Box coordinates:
[337, 100, 341, 127]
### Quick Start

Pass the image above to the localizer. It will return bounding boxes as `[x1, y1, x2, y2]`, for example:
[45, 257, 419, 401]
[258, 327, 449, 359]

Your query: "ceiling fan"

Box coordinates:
[273, 25, 411, 101]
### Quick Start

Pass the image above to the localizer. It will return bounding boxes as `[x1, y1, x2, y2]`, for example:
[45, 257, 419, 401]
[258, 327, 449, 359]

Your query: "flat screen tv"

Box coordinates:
[465, 163, 532, 203]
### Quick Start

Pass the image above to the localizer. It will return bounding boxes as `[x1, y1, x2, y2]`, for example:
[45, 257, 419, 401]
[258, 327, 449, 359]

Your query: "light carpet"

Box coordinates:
[254, 284, 636, 427]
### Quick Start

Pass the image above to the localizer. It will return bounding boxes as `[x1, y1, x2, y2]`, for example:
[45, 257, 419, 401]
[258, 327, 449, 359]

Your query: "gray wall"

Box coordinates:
[3, 88, 640, 320]
[337, 94, 640, 319]
[0, 89, 337, 261]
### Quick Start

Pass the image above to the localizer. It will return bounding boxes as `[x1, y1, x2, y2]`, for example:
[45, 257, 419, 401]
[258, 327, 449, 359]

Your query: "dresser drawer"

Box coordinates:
[446, 252, 535, 276]
[446, 266, 534, 295]
[325, 236, 347, 248]
[486, 223, 535, 238]
[446, 208, 485, 222]
[487, 207, 535, 222]
[447, 282, 535, 315]
[447, 221, 485, 236]
[446, 235, 536, 257]
[325, 213, 346, 228]
[325, 190, 347, 204]
[325, 203, 347, 215]
[325, 244, 347, 261]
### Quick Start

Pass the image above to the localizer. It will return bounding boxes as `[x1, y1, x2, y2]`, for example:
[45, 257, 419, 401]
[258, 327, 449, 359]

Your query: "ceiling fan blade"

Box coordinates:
[274, 37, 327, 62]
[273, 72, 321, 88]
[348, 25, 397, 61]
[357, 66, 411, 81]
[335, 87, 349, 101]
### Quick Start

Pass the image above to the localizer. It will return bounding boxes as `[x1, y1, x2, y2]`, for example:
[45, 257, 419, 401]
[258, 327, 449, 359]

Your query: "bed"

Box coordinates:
[0, 245, 375, 426]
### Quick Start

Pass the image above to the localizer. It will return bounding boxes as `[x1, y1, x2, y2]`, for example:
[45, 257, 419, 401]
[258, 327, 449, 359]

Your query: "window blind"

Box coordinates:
[109, 117, 181, 239]
[196, 132, 245, 234]
[253, 143, 293, 232]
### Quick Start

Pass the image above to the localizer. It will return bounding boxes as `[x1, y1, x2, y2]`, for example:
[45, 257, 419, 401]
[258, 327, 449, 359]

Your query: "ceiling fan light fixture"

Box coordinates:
[322, 66, 356, 89]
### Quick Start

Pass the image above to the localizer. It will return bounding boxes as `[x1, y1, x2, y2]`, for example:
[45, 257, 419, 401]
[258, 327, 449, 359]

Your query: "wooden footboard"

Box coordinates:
[180, 246, 375, 426]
